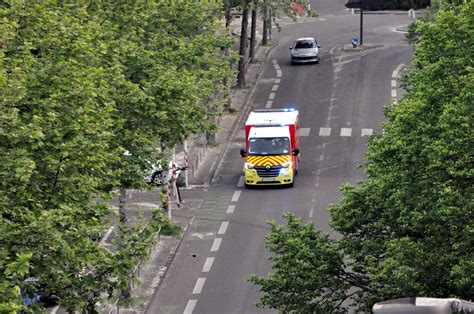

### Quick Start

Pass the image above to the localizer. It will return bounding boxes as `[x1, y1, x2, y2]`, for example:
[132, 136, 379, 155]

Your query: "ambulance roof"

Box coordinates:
[248, 126, 290, 138]
[246, 109, 299, 126]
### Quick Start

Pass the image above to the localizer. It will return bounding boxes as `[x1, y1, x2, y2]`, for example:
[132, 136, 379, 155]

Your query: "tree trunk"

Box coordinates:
[249, 0, 258, 62]
[223, 3, 232, 110]
[237, 0, 250, 88]
[118, 187, 131, 298]
[262, 3, 268, 46]
[118, 187, 127, 228]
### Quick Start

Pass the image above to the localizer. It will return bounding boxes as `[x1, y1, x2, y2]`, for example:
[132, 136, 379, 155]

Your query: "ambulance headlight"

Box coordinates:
[281, 161, 292, 168]
[244, 162, 255, 169]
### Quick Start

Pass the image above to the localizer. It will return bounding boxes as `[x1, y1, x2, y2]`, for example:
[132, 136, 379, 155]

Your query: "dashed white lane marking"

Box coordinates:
[319, 127, 331, 136]
[391, 80, 397, 88]
[237, 176, 244, 187]
[340, 128, 352, 137]
[274, 78, 281, 84]
[184, 300, 197, 314]
[391, 89, 397, 98]
[192, 278, 206, 294]
[276, 69, 282, 77]
[361, 128, 373, 137]
[231, 190, 241, 202]
[274, 64, 281, 70]
[299, 128, 311, 136]
[202, 257, 215, 272]
[272, 59, 278, 65]
[265, 100, 273, 108]
[211, 238, 222, 252]
[269, 92, 276, 100]
[226, 205, 235, 214]
[99, 226, 114, 246]
[309, 206, 314, 218]
[218, 222, 229, 235]
[272, 84, 279, 92]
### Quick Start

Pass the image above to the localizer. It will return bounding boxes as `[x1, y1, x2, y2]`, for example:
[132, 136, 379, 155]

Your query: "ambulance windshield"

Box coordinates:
[248, 137, 290, 156]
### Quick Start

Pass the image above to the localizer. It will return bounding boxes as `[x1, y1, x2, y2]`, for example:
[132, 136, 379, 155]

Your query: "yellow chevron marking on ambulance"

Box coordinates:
[247, 155, 291, 166]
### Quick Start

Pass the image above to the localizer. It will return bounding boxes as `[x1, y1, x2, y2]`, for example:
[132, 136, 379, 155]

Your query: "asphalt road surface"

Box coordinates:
[146, 1, 414, 313]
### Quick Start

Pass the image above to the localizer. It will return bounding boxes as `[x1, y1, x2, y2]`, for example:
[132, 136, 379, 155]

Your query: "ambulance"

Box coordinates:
[239, 108, 300, 187]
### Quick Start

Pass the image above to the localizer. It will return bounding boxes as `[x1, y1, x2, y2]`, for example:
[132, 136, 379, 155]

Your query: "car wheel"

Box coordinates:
[151, 171, 164, 186]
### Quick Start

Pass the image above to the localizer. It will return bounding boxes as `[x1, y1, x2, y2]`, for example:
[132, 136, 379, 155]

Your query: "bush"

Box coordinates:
[364, 0, 430, 10]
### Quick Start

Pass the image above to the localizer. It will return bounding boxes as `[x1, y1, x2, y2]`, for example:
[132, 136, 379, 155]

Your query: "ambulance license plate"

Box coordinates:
[262, 178, 275, 182]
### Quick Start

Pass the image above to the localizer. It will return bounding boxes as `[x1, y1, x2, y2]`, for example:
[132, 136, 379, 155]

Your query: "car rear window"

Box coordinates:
[295, 40, 315, 49]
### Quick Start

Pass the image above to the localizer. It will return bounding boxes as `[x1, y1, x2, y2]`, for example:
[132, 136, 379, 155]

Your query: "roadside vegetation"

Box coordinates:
[0, 1, 235, 312]
[249, 1, 473, 312]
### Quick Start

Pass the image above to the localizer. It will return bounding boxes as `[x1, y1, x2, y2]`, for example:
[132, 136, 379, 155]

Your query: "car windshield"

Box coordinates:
[295, 40, 315, 49]
[248, 137, 290, 156]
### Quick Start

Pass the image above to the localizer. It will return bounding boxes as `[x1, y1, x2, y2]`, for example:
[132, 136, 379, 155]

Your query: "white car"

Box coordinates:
[290, 37, 321, 64]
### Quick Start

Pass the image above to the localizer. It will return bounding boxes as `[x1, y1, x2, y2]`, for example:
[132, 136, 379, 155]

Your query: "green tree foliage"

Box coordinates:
[250, 2, 473, 312]
[1, 0, 234, 311]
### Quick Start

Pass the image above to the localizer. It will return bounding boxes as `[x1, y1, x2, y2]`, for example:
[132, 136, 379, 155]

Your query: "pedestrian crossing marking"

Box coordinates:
[319, 127, 331, 136]
[237, 127, 375, 139]
[299, 128, 311, 136]
[340, 128, 352, 137]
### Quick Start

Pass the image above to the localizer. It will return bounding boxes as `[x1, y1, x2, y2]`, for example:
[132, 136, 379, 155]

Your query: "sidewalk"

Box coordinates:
[100, 21, 277, 314]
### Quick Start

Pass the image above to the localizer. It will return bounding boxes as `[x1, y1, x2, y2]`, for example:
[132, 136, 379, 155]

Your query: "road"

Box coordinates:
[146, 1, 413, 313]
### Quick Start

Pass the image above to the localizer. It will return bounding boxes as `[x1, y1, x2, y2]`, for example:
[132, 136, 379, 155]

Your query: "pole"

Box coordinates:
[184, 140, 188, 188]
[360, 5, 363, 46]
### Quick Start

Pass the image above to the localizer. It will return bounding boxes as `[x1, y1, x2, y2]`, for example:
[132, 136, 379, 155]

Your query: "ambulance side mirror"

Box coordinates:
[240, 149, 246, 158]
[293, 148, 300, 156]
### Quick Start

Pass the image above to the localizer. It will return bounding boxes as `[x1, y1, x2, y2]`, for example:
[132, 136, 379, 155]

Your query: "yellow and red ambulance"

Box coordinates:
[240, 109, 300, 187]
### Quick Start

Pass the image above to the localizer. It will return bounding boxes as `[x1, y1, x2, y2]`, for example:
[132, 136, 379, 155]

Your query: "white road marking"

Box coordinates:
[299, 128, 311, 136]
[361, 128, 373, 137]
[132, 202, 159, 208]
[391, 89, 397, 98]
[231, 190, 241, 202]
[274, 64, 281, 70]
[272, 84, 279, 92]
[272, 59, 278, 65]
[218, 221, 229, 235]
[274, 78, 281, 84]
[391, 80, 397, 88]
[392, 98, 398, 105]
[269, 92, 276, 100]
[191, 232, 214, 239]
[265, 100, 273, 108]
[276, 69, 282, 77]
[202, 257, 215, 272]
[226, 205, 235, 214]
[392, 63, 405, 78]
[192, 278, 206, 294]
[237, 176, 244, 187]
[184, 300, 197, 314]
[309, 206, 314, 218]
[319, 127, 331, 136]
[211, 238, 222, 252]
[340, 128, 352, 137]
[99, 226, 114, 246]
[329, 46, 337, 55]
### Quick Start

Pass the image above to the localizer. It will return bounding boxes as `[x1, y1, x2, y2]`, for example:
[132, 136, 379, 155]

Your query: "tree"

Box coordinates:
[249, 2, 473, 312]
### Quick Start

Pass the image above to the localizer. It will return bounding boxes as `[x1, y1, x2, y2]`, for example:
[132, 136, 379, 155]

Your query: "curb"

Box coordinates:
[211, 40, 279, 184]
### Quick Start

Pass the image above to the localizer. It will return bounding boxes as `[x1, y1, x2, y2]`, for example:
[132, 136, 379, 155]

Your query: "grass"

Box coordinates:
[160, 224, 182, 237]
